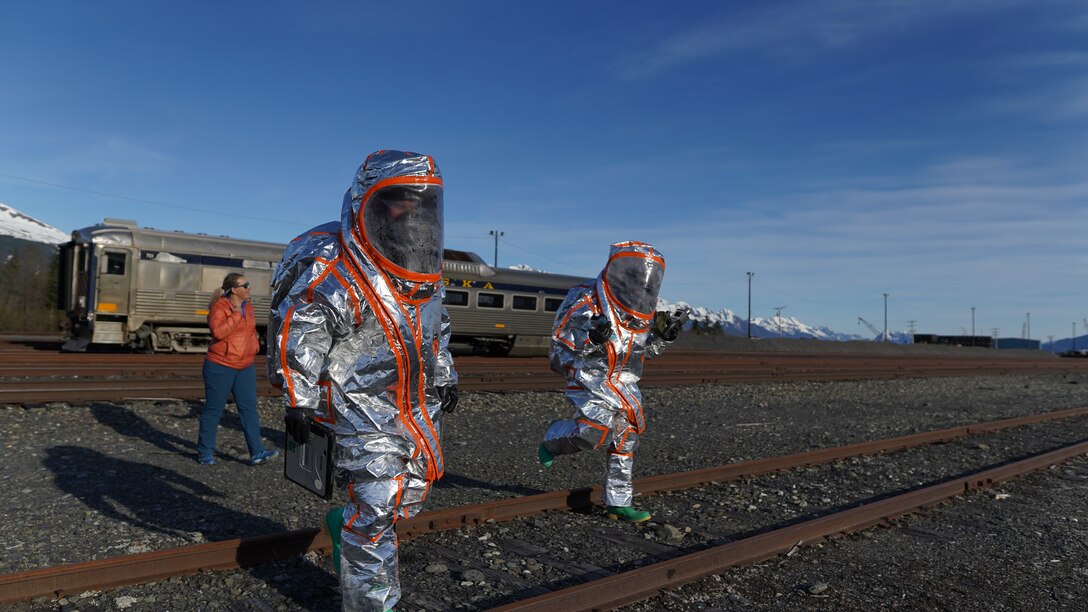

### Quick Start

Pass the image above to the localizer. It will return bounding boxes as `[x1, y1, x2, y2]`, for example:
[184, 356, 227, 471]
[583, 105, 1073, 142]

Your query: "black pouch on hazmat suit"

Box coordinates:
[284, 421, 336, 499]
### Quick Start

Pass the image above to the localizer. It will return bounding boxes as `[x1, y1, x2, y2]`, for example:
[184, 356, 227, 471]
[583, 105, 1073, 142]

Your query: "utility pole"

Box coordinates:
[1026, 312, 1031, 343]
[489, 230, 504, 267]
[906, 320, 916, 334]
[971, 306, 975, 337]
[746, 272, 754, 339]
[882, 292, 889, 343]
[992, 328, 1000, 350]
[773, 306, 786, 337]
[1073, 323, 1077, 353]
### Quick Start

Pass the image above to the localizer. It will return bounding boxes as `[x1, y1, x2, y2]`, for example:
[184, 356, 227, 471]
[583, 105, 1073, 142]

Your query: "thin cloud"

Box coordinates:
[1002, 51, 1088, 69]
[979, 48, 1088, 120]
[5, 133, 173, 180]
[984, 76, 1088, 120]
[614, 0, 1029, 80]
[448, 164, 1084, 336]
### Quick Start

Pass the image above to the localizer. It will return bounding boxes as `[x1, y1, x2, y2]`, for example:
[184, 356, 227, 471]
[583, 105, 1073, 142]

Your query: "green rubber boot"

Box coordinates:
[538, 443, 554, 468]
[606, 505, 652, 523]
[325, 507, 343, 575]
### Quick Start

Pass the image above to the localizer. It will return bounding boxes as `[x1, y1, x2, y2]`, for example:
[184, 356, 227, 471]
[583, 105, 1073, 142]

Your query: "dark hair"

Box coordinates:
[209, 272, 246, 308]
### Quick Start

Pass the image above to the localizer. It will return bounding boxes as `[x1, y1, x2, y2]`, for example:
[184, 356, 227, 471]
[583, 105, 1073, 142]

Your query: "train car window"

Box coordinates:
[544, 297, 563, 312]
[512, 295, 537, 311]
[104, 252, 127, 275]
[478, 292, 505, 309]
[444, 289, 469, 306]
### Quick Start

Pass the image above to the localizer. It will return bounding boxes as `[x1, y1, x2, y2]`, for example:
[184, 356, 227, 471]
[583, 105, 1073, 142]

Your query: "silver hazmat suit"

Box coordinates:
[540, 241, 672, 507]
[267, 150, 456, 611]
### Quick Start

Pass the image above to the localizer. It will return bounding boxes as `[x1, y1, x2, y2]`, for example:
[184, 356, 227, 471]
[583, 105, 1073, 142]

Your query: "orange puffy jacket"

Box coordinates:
[205, 297, 259, 369]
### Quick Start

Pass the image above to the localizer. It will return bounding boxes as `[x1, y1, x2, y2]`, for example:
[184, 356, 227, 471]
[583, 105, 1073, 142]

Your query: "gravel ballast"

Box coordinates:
[3, 370, 1087, 610]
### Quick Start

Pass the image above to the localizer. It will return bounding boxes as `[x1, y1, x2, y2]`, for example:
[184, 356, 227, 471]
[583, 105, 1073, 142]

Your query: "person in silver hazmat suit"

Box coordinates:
[538, 241, 687, 523]
[267, 150, 458, 611]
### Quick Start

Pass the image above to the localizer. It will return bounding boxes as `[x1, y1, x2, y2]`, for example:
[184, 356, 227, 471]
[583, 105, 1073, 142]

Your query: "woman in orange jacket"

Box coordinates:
[196, 272, 279, 466]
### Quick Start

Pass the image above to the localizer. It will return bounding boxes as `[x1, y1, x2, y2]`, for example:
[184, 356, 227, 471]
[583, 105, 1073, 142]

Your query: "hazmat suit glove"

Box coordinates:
[437, 385, 459, 414]
[587, 314, 613, 345]
[653, 308, 690, 342]
[284, 410, 314, 445]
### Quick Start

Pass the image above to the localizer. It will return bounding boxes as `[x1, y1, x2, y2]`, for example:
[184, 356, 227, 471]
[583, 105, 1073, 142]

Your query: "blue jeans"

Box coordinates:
[197, 361, 267, 459]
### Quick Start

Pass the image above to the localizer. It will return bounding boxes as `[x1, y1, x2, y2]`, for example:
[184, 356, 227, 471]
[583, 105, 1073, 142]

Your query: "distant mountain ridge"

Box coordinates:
[0, 203, 67, 244]
[656, 298, 888, 342]
[503, 263, 905, 343]
[0, 203, 66, 263]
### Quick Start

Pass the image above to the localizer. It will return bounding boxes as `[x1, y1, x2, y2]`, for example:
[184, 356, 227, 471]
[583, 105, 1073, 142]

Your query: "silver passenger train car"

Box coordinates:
[58, 219, 587, 355]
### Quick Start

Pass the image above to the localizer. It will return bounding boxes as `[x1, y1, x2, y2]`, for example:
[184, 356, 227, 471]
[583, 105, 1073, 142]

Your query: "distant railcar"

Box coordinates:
[440, 251, 587, 356]
[58, 219, 284, 353]
[57, 219, 587, 356]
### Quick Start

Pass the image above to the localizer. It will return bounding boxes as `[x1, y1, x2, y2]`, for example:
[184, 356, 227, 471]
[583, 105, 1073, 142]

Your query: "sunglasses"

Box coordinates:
[236, 282, 250, 289]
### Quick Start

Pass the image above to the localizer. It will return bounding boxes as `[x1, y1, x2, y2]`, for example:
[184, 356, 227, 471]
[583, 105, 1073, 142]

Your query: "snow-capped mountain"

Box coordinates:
[0, 203, 68, 245]
[507, 263, 886, 342]
[657, 298, 874, 341]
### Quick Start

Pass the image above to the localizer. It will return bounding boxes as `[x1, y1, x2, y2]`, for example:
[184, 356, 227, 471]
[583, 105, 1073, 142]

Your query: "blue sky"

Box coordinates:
[3, 1, 1087, 343]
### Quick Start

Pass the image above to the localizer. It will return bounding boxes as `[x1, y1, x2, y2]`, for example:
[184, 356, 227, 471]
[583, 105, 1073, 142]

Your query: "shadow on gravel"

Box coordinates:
[43, 445, 267, 537]
[435, 472, 546, 497]
[42, 446, 322, 609]
[90, 402, 200, 457]
[88, 402, 283, 464]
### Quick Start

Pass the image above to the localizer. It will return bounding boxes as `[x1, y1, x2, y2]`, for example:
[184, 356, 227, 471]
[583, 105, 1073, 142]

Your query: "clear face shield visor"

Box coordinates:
[362, 184, 444, 275]
[604, 255, 664, 316]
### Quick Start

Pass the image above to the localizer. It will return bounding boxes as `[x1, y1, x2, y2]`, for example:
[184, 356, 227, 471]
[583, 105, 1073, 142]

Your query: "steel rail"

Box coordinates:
[492, 438, 1088, 611]
[0, 529, 330, 604]
[4, 357, 1086, 404]
[2, 406, 1085, 604]
[395, 405, 1088, 536]
[0, 369, 1054, 403]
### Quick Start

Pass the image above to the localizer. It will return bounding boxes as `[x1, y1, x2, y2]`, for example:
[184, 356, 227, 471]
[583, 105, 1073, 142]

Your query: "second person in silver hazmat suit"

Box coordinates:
[538, 241, 686, 523]
[267, 150, 458, 611]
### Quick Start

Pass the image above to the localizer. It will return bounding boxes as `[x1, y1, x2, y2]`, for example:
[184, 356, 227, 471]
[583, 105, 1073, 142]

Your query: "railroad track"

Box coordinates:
[4, 406, 1086, 608]
[3, 351, 1087, 404]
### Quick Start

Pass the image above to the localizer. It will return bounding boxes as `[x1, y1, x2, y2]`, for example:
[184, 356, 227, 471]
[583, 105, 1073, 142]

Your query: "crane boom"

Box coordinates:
[857, 316, 883, 341]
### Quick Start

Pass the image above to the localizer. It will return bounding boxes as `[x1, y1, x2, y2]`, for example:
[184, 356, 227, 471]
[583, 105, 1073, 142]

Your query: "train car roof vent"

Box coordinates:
[443, 260, 495, 277]
[102, 218, 138, 227]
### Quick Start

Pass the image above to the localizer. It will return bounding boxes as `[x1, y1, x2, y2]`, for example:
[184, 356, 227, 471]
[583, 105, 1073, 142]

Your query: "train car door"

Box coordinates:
[57, 242, 89, 314]
[95, 247, 132, 318]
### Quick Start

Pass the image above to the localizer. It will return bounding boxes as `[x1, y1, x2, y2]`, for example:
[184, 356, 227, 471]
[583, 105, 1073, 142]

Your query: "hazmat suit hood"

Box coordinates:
[599, 241, 665, 322]
[542, 240, 673, 509]
[339, 150, 444, 292]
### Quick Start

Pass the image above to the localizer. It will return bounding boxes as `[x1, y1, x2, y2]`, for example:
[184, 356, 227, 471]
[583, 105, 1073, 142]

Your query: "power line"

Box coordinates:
[495, 240, 598, 275]
[750, 277, 854, 309]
